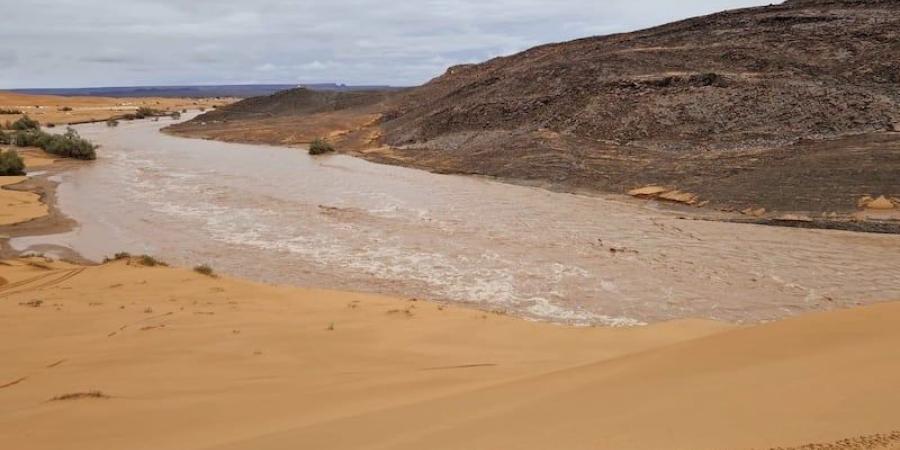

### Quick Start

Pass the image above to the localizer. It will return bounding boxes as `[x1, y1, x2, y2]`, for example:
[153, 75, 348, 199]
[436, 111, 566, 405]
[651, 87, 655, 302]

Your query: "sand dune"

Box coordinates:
[0, 257, 898, 450]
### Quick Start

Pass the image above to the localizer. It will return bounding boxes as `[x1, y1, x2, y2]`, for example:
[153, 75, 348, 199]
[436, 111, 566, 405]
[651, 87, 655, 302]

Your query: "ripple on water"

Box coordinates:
[20, 118, 900, 325]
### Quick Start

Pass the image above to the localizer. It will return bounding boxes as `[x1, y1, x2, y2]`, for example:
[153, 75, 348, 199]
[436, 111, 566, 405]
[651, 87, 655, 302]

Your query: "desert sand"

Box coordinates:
[0, 176, 47, 226]
[0, 257, 898, 450]
[1, 109, 899, 450]
[0, 149, 56, 226]
[0, 92, 228, 126]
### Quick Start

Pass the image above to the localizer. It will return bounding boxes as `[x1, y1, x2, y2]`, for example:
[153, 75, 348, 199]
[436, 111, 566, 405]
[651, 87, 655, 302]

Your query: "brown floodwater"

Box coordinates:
[14, 117, 900, 325]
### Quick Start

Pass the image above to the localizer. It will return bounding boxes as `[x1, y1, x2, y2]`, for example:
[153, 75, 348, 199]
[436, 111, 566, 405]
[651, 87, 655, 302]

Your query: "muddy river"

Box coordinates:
[14, 117, 900, 325]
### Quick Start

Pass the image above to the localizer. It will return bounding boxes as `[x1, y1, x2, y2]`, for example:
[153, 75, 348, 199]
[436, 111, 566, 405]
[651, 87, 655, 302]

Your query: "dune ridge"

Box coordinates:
[0, 255, 898, 450]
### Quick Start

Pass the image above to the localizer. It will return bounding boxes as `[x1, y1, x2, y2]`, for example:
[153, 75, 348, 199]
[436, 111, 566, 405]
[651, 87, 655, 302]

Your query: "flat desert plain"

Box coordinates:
[0, 91, 229, 126]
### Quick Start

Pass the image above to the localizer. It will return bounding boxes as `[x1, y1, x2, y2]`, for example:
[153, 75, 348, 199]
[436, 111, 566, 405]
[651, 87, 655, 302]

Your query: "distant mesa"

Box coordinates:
[8, 83, 403, 99]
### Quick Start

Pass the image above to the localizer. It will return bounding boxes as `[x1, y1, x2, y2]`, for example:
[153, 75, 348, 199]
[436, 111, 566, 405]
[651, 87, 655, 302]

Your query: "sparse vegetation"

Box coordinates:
[138, 254, 166, 267]
[136, 106, 164, 119]
[11, 115, 39, 131]
[121, 107, 167, 121]
[0, 108, 23, 115]
[59, 106, 73, 112]
[102, 252, 132, 263]
[106, 119, 119, 127]
[170, 111, 182, 120]
[308, 137, 334, 155]
[0, 149, 26, 176]
[13, 127, 97, 160]
[193, 264, 215, 277]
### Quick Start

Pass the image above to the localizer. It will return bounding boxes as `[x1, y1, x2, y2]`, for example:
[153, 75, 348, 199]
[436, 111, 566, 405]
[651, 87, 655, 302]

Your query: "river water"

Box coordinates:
[14, 117, 900, 325]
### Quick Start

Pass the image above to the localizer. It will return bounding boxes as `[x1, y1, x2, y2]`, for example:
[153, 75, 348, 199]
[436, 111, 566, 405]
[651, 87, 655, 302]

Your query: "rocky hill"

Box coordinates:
[171, 0, 900, 219]
[382, 0, 898, 151]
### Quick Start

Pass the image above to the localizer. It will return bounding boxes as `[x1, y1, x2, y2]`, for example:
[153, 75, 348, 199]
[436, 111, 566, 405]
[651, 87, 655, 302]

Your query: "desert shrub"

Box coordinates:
[0, 131, 9, 145]
[0, 108, 23, 115]
[0, 149, 25, 176]
[13, 128, 97, 160]
[46, 123, 56, 128]
[102, 252, 132, 263]
[135, 106, 164, 119]
[170, 111, 181, 120]
[308, 137, 334, 155]
[11, 115, 39, 131]
[106, 119, 119, 127]
[193, 264, 215, 277]
[59, 106, 73, 112]
[138, 254, 167, 267]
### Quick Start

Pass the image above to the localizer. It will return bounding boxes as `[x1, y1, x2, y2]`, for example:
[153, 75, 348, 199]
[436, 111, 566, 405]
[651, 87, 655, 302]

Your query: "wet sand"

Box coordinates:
[0, 150, 83, 262]
[13, 117, 900, 325]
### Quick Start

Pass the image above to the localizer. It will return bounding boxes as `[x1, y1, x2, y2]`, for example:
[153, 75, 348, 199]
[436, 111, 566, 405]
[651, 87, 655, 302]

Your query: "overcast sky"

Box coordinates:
[0, 0, 772, 89]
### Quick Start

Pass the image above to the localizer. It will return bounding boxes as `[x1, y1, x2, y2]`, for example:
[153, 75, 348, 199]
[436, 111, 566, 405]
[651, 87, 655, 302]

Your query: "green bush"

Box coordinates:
[0, 131, 9, 145]
[11, 115, 40, 131]
[13, 127, 97, 160]
[308, 137, 334, 155]
[0, 149, 25, 176]
[138, 254, 167, 267]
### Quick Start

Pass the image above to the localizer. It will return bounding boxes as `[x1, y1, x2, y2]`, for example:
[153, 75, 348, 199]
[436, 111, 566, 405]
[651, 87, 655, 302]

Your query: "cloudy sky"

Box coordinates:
[0, 0, 772, 89]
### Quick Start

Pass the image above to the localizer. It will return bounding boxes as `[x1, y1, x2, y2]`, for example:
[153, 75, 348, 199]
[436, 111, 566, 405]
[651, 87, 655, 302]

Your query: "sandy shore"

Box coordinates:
[0, 148, 83, 261]
[1, 113, 899, 449]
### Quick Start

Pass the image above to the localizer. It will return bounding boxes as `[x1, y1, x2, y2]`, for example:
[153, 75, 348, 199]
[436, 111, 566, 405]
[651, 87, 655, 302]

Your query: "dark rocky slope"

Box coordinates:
[172, 0, 900, 217]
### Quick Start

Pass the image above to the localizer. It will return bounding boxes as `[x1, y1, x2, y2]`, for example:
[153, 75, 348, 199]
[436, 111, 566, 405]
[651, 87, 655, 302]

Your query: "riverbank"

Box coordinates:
[0, 148, 84, 261]
[165, 91, 900, 227]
